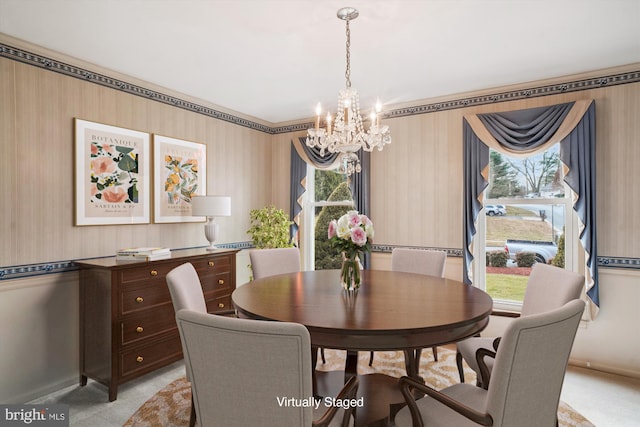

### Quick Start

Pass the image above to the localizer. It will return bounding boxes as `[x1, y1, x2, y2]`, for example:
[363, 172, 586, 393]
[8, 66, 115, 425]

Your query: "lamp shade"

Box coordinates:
[191, 195, 231, 217]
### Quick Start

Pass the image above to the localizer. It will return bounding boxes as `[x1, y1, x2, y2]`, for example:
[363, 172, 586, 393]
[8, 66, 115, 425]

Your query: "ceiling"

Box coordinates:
[1, 0, 639, 124]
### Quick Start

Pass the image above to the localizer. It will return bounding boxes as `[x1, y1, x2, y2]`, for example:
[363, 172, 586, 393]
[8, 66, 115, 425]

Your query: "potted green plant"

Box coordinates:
[247, 205, 293, 249]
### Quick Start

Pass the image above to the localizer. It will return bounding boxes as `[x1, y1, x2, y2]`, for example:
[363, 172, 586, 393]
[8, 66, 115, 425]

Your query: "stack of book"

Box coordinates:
[116, 247, 172, 261]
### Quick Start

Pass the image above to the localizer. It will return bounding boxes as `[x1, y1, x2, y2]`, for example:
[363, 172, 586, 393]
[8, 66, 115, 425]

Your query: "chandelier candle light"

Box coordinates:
[191, 195, 231, 251]
[306, 7, 391, 176]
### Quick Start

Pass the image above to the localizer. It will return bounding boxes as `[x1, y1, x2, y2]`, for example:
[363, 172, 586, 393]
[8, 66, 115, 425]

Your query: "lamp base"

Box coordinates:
[203, 218, 220, 251]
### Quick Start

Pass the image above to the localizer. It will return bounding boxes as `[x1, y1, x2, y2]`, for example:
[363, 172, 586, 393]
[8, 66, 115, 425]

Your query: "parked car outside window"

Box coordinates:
[485, 204, 506, 216]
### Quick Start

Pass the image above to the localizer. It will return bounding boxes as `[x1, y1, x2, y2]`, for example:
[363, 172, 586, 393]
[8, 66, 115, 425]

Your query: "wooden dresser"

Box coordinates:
[76, 248, 238, 401]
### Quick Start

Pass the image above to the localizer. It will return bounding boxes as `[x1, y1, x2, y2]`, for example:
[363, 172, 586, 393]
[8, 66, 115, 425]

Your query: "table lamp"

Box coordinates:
[191, 195, 231, 250]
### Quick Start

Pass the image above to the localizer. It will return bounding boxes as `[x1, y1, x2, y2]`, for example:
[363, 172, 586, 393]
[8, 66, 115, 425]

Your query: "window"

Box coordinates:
[301, 165, 354, 270]
[473, 144, 578, 310]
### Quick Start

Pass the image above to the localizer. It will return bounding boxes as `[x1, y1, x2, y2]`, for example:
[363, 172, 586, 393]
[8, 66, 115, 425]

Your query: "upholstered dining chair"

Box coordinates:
[395, 299, 585, 427]
[369, 248, 447, 366]
[249, 247, 301, 280]
[249, 247, 331, 363]
[166, 262, 235, 427]
[456, 262, 584, 389]
[175, 309, 359, 427]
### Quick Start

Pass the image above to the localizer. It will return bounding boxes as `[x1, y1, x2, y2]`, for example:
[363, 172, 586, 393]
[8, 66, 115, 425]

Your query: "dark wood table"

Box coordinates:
[232, 269, 493, 426]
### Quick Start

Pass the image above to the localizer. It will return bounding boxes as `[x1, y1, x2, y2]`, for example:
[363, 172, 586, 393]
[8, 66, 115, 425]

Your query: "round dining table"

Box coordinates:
[232, 269, 493, 426]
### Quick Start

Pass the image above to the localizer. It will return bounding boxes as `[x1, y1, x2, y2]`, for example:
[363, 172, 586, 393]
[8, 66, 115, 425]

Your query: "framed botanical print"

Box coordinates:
[74, 119, 150, 225]
[153, 135, 207, 223]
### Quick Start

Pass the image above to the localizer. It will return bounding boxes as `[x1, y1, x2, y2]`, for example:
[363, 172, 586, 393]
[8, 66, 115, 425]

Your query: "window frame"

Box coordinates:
[301, 164, 354, 271]
[472, 153, 580, 312]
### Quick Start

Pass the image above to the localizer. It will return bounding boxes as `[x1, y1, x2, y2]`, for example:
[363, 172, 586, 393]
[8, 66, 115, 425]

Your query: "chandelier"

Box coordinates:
[306, 7, 391, 175]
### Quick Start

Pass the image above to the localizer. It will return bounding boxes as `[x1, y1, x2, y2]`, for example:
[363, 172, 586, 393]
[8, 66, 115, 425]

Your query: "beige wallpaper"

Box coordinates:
[0, 57, 273, 266]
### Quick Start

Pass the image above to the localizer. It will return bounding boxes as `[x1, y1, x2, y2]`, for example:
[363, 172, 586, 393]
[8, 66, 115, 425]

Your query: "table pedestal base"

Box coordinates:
[315, 370, 418, 427]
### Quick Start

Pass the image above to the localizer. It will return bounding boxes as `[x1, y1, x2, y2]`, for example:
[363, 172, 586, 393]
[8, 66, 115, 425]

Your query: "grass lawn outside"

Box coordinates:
[486, 273, 528, 302]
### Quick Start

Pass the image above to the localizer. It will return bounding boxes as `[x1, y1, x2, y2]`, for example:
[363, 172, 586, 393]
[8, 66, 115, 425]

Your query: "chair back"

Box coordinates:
[250, 247, 301, 280]
[485, 299, 585, 427]
[166, 262, 207, 313]
[176, 309, 315, 427]
[391, 248, 447, 278]
[521, 263, 584, 316]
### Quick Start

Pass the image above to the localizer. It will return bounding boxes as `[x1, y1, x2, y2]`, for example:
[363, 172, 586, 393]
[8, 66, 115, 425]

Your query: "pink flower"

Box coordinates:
[102, 186, 128, 203]
[347, 211, 361, 228]
[361, 215, 375, 238]
[328, 220, 337, 239]
[350, 226, 367, 246]
[91, 156, 117, 175]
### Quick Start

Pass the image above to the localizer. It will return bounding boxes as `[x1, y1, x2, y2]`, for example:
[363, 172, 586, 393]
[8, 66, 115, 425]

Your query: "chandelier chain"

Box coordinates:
[345, 19, 351, 88]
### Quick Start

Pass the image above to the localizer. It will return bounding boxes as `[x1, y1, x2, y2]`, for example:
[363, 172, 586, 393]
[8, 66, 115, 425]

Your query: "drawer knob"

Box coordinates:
[136, 356, 144, 363]
[136, 326, 144, 333]
[208, 261, 215, 267]
[218, 303, 225, 308]
[150, 270, 158, 276]
[218, 279, 225, 285]
[135, 296, 144, 303]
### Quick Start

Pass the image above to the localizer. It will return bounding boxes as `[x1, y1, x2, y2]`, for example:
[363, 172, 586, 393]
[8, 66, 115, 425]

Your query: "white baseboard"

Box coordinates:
[569, 357, 640, 380]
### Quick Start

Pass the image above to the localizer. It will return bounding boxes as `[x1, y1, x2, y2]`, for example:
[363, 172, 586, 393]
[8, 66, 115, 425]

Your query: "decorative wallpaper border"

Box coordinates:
[372, 244, 464, 258]
[0, 242, 254, 281]
[1, 42, 639, 135]
[597, 256, 640, 269]
[2, 244, 636, 281]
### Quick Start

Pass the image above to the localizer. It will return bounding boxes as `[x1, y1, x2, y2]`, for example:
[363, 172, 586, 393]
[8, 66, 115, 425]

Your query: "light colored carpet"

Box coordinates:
[125, 347, 594, 426]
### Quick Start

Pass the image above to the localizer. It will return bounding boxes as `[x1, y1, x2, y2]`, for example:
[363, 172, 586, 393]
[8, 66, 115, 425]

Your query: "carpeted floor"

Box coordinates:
[125, 347, 594, 426]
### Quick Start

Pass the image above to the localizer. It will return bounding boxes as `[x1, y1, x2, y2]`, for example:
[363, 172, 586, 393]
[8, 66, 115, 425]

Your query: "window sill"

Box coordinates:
[491, 309, 520, 318]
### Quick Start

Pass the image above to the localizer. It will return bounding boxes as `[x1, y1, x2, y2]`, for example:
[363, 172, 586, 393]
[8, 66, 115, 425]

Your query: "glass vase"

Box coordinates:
[340, 255, 361, 291]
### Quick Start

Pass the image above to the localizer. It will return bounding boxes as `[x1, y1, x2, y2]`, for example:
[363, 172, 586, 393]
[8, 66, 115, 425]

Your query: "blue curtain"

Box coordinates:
[289, 145, 306, 245]
[463, 101, 598, 310]
[349, 149, 371, 268]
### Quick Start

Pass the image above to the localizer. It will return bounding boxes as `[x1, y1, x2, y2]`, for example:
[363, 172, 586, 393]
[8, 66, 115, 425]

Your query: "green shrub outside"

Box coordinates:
[516, 251, 536, 267]
[552, 230, 565, 268]
[487, 250, 508, 267]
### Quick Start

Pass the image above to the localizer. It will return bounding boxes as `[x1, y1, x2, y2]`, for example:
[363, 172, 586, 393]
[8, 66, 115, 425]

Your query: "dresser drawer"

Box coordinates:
[118, 261, 182, 284]
[191, 255, 232, 274]
[120, 281, 171, 315]
[201, 271, 232, 294]
[120, 335, 183, 379]
[120, 304, 176, 346]
[206, 294, 233, 313]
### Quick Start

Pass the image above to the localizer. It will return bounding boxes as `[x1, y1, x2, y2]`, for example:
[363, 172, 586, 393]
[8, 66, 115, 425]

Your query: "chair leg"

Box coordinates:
[368, 351, 374, 366]
[455, 349, 465, 383]
[189, 394, 196, 427]
[432, 346, 438, 361]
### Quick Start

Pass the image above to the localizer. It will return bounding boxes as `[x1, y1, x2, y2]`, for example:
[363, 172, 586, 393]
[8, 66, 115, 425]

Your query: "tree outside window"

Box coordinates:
[304, 168, 354, 270]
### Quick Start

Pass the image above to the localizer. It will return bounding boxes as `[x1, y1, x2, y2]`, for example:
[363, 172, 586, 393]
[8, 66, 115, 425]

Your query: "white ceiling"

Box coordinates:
[1, 0, 639, 123]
